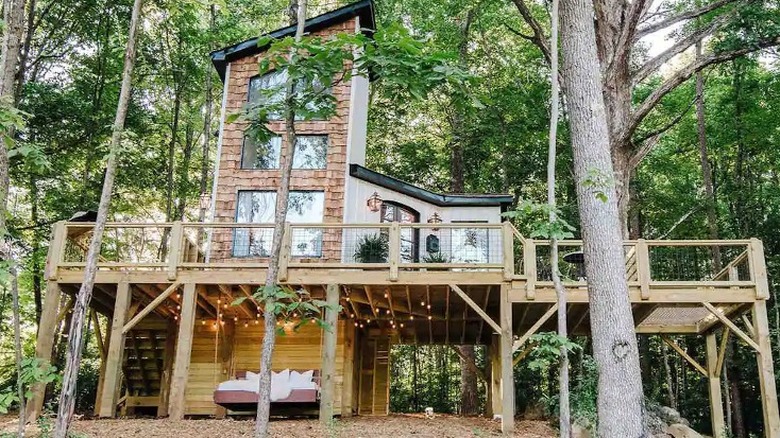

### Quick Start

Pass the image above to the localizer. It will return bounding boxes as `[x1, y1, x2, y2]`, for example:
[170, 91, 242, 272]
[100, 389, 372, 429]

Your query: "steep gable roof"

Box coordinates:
[210, 0, 376, 81]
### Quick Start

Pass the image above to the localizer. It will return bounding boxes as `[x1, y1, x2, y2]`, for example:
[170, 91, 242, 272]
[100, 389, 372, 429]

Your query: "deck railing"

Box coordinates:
[46, 221, 768, 298]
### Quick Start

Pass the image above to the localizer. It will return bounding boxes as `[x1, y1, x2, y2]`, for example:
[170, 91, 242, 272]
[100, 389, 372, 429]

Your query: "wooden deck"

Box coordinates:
[28, 221, 780, 436]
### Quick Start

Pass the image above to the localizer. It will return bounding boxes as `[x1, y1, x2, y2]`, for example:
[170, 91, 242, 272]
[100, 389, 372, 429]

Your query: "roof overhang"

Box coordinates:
[349, 164, 514, 210]
[210, 0, 376, 82]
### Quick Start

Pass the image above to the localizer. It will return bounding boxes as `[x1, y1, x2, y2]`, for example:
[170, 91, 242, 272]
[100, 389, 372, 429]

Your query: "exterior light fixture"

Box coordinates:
[427, 212, 443, 230]
[199, 192, 212, 211]
[367, 191, 382, 212]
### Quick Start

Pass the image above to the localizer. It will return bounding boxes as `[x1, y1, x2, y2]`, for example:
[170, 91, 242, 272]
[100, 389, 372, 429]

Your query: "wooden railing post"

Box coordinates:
[502, 222, 514, 280]
[167, 221, 183, 281]
[278, 224, 291, 282]
[388, 222, 400, 281]
[45, 221, 67, 280]
[523, 240, 536, 300]
[636, 239, 651, 300]
[749, 238, 770, 300]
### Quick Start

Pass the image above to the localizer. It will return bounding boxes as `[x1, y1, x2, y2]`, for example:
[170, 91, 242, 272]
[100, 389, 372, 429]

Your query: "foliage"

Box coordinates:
[421, 252, 450, 263]
[353, 233, 389, 263]
[233, 285, 341, 335]
[0, 357, 59, 413]
[502, 200, 576, 240]
[524, 332, 581, 372]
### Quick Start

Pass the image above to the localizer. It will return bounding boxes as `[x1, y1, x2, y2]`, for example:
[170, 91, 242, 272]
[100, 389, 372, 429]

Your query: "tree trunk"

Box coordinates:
[546, 0, 570, 434]
[254, 2, 306, 437]
[457, 345, 479, 415]
[661, 340, 677, 409]
[559, 0, 646, 435]
[53, 0, 144, 434]
[695, 41, 721, 271]
[198, 4, 216, 223]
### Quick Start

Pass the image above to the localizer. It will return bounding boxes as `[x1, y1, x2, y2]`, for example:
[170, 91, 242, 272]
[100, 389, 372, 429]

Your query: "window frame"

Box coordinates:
[239, 134, 329, 171]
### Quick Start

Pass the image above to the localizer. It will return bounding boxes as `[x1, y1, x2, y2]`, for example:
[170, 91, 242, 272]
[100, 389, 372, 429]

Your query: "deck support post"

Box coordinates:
[320, 283, 339, 422]
[341, 317, 356, 418]
[215, 318, 235, 418]
[98, 281, 132, 417]
[706, 332, 726, 438]
[93, 313, 111, 416]
[26, 281, 62, 421]
[499, 283, 514, 434]
[751, 301, 780, 437]
[168, 283, 198, 420]
[488, 334, 502, 418]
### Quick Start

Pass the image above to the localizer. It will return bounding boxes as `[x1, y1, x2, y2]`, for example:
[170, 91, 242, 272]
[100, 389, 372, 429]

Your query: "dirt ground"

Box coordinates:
[2, 414, 555, 437]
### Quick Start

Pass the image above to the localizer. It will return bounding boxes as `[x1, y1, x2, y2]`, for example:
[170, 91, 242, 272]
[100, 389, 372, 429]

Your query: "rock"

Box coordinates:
[571, 422, 591, 438]
[666, 423, 703, 438]
[658, 406, 689, 426]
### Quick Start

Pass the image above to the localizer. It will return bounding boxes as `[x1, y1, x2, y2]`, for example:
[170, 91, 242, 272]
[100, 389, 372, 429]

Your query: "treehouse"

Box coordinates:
[27, 0, 780, 436]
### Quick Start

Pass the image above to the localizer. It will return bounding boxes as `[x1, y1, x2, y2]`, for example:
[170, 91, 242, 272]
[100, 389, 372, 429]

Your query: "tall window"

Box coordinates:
[241, 135, 328, 170]
[248, 71, 330, 121]
[380, 202, 419, 262]
[451, 221, 489, 264]
[233, 191, 325, 257]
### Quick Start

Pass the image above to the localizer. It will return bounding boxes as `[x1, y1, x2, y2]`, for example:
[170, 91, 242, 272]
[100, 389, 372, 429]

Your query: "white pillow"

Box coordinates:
[290, 370, 314, 387]
[244, 371, 260, 381]
[270, 369, 292, 401]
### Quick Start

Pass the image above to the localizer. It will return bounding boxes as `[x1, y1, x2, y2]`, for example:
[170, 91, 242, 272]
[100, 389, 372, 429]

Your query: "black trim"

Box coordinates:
[210, 0, 376, 82]
[349, 164, 514, 208]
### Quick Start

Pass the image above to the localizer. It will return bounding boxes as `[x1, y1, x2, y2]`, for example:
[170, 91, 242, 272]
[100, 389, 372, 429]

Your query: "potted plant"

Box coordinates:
[422, 251, 450, 271]
[353, 233, 389, 263]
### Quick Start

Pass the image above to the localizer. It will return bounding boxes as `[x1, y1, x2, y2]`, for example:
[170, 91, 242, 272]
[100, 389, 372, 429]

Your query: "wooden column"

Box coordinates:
[705, 332, 725, 438]
[157, 318, 177, 417]
[168, 283, 198, 420]
[341, 319, 355, 418]
[499, 283, 515, 433]
[215, 319, 235, 418]
[489, 334, 502, 418]
[752, 301, 780, 437]
[93, 313, 111, 416]
[320, 283, 339, 422]
[98, 281, 132, 417]
[25, 281, 62, 421]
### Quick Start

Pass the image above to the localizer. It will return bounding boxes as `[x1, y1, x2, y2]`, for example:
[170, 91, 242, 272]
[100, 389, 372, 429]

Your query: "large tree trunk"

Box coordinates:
[457, 345, 479, 415]
[198, 4, 216, 223]
[254, 2, 306, 437]
[661, 340, 677, 409]
[559, 0, 646, 435]
[53, 0, 144, 435]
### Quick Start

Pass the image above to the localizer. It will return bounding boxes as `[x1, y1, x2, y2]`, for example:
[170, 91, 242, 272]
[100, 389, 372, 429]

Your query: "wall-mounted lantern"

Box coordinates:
[427, 212, 442, 231]
[199, 192, 212, 211]
[367, 191, 382, 212]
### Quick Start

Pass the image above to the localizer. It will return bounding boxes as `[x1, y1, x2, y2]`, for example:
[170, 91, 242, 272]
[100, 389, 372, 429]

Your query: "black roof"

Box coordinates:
[210, 0, 376, 82]
[349, 164, 514, 209]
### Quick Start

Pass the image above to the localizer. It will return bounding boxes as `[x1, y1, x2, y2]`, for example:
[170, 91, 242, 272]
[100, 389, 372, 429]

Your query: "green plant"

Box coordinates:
[353, 233, 389, 263]
[233, 285, 341, 335]
[422, 252, 450, 263]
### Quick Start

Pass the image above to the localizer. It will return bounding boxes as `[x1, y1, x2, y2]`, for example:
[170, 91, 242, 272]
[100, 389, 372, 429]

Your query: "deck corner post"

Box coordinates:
[489, 334, 502, 418]
[25, 281, 62, 421]
[751, 300, 780, 437]
[705, 332, 726, 437]
[502, 222, 514, 280]
[45, 221, 67, 280]
[167, 221, 183, 281]
[168, 283, 198, 420]
[749, 238, 770, 300]
[98, 281, 132, 418]
[320, 283, 340, 423]
[499, 283, 515, 434]
[636, 239, 651, 300]
[523, 240, 536, 300]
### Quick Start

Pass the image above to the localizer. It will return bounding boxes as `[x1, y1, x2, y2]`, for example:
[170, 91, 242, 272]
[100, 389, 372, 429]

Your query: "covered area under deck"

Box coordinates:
[27, 220, 780, 436]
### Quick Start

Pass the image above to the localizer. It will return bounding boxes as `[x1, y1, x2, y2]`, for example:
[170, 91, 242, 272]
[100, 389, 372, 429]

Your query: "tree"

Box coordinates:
[558, 0, 646, 435]
[54, 0, 145, 435]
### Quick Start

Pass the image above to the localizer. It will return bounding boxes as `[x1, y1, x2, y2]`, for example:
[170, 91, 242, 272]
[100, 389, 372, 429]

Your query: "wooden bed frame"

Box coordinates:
[212, 369, 321, 412]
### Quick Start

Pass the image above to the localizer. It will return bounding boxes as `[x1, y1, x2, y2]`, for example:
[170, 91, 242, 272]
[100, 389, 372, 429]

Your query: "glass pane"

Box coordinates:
[234, 192, 276, 257]
[248, 70, 287, 120]
[293, 136, 328, 169]
[287, 192, 325, 257]
[241, 136, 281, 169]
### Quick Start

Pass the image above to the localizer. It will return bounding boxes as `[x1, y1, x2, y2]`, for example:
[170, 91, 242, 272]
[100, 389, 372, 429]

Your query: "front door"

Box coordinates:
[380, 201, 419, 263]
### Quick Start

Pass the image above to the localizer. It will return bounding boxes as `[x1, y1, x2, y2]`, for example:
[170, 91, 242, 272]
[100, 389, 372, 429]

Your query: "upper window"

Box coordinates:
[241, 135, 328, 170]
[233, 190, 325, 257]
[248, 71, 330, 121]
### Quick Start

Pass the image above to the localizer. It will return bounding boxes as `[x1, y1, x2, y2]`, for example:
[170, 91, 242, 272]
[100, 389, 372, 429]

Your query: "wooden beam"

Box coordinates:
[445, 286, 450, 344]
[157, 319, 176, 417]
[715, 327, 729, 377]
[702, 302, 760, 352]
[450, 284, 500, 334]
[513, 304, 558, 352]
[499, 283, 514, 433]
[386, 288, 396, 321]
[489, 335, 501, 417]
[476, 286, 492, 343]
[364, 286, 378, 318]
[129, 332, 149, 394]
[706, 332, 726, 438]
[98, 281, 132, 417]
[751, 300, 780, 436]
[319, 284, 339, 422]
[741, 315, 756, 339]
[168, 283, 197, 419]
[26, 281, 62, 421]
[660, 335, 707, 377]
[512, 344, 534, 366]
[123, 282, 181, 334]
[92, 310, 106, 361]
[749, 238, 770, 299]
[427, 286, 433, 344]
[636, 239, 651, 300]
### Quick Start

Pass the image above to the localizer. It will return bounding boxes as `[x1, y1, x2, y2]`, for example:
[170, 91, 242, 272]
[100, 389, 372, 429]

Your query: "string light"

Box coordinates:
[366, 318, 371, 323]
[385, 309, 390, 315]
[174, 315, 178, 321]
[255, 320, 260, 325]
[383, 292, 388, 299]
[212, 322, 217, 328]
[244, 322, 249, 328]
[400, 323, 404, 328]
[217, 298, 221, 304]
[220, 320, 225, 326]
[201, 320, 206, 325]
[359, 323, 364, 328]
[428, 315, 432, 320]
[233, 316, 238, 322]
[223, 303, 228, 309]
[354, 322, 359, 327]
[350, 313, 355, 318]
[426, 304, 431, 310]
[420, 301, 425, 306]
[346, 297, 350, 302]
[410, 315, 414, 320]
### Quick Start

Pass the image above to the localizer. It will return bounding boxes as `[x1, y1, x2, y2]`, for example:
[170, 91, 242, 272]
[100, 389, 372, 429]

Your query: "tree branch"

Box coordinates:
[623, 35, 780, 145]
[633, 9, 737, 84]
[635, 0, 738, 39]
[509, 0, 552, 63]
[633, 95, 696, 146]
